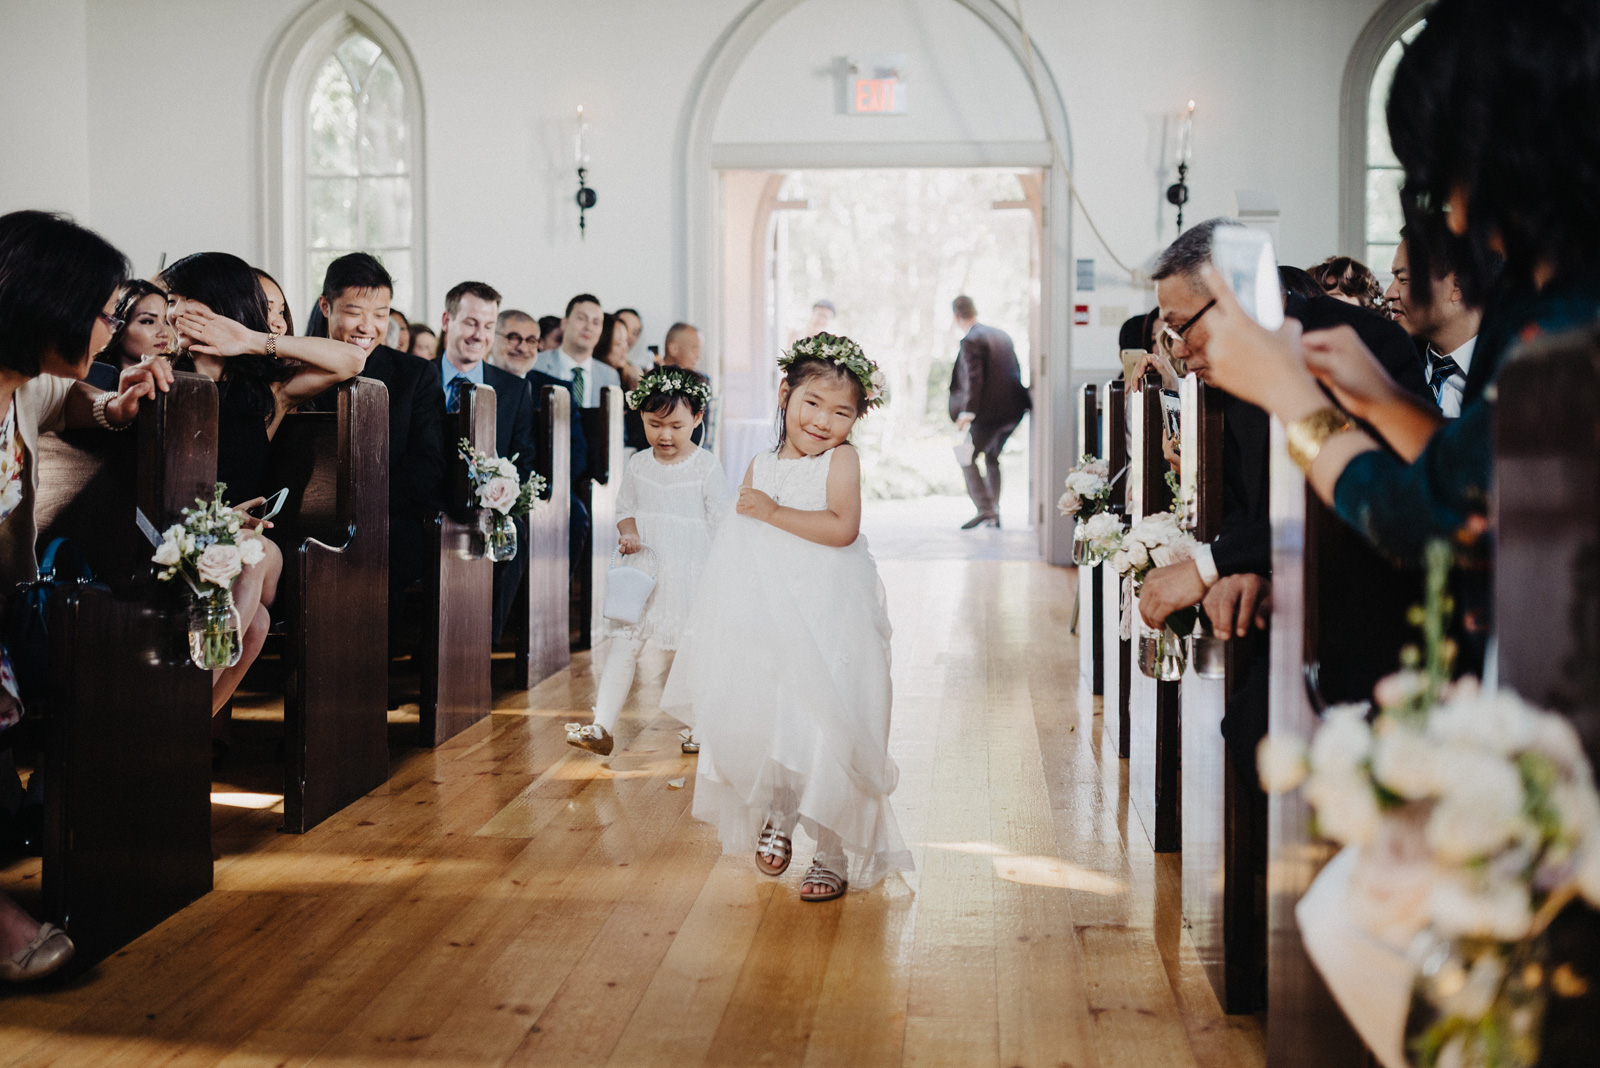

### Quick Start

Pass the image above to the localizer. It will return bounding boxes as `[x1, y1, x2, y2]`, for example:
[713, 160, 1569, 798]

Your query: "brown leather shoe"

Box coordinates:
[0, 923, 74, 982]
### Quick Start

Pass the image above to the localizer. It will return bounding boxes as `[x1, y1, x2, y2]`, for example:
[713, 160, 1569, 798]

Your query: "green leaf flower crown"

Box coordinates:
[625, 366, 712, 411]
[779, 332, 887, 410]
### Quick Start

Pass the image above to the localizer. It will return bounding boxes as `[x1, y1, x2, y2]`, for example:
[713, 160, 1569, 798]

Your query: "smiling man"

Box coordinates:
[314, 253, 447, 646]
[533, 294, 619, 411]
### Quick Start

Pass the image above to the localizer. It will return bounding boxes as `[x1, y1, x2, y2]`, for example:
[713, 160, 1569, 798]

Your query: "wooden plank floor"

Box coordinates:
[0, 559, 1264, 1068]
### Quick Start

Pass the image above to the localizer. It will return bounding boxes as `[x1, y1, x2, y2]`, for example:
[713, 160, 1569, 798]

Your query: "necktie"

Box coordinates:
[447, 374, 469, 414]
[571, 366, 586, 408]
[1428, 350, 1464, 405]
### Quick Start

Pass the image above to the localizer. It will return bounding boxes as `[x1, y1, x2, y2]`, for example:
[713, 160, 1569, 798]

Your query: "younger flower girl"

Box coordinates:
[566, 367, 730, 757]
[662, 334, 912, 902]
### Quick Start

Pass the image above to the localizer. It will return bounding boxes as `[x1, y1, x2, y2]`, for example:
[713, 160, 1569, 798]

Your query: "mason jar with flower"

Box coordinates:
[152, 484, 269, 670]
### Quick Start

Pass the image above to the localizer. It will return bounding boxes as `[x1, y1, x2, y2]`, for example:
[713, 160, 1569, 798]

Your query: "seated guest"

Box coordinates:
[627, 322, 708, 452]
[489, 308, 542, 378]
[1279, 265, 1326, 301]
[537, 315, 562, 352]
[595, 311, 642, 391]
[407, 323, 438, 360]
[308, 253, 446, 646]
[0, 210, 186, 982]
[387, 309, 410, 353]
[255, 269, 293, 338]
[439, 282, 540, 640]
[88, 279, 172, 388]
[1383, 228, 1485, 417]
[1308, 255, 1386, 311]
[615, 307, 651, 372]
[162, 252, 367, 715]
[1197, 0, 1600, 656]
[534, 294, 620, 416]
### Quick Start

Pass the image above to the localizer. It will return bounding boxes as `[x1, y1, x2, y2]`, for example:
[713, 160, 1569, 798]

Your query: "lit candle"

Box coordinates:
[575, 105, 587, 166]
[1178, 100, 1196, 166]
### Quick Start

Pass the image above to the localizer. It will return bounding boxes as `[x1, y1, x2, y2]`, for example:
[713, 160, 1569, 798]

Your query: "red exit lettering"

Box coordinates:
[854, 78, 897, 113]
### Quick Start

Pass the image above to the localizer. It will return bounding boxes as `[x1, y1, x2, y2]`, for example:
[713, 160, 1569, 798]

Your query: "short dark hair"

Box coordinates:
[1278, 265, 1326, 301]
[615, 307, 640, 321]
[1118, 309, 1157, 353]
[951, 295, 977, 320]
[97, 278, 169, 368]
[445, 281, 501, 317]
[664, 322, 697, 349]
[1151, 218, 1242, 283]
[538, 315, 562, 340]
[0, 210, 129, 376]
[564, 293, 601, 318]
[320, 252, 393, 303]
[1389, 0, 1600, 305]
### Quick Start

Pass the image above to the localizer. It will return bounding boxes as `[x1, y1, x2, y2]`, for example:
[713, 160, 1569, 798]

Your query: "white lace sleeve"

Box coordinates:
[615, 453, 640, 524]
[703, 451, 735, 530]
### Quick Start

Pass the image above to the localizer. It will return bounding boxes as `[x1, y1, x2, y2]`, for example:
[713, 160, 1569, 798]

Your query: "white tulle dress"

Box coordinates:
[603, 446, 731, 650]
[660, 447, 914, 888]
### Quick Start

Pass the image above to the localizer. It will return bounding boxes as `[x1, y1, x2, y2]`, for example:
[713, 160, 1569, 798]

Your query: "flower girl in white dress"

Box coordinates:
[662, 334, 913, 902]
[566, 367, 730, 757]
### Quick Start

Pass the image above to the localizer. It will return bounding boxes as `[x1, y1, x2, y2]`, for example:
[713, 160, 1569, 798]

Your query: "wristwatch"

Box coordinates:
[1285, 407, 1351, 474]
[266, 332, 278, 358]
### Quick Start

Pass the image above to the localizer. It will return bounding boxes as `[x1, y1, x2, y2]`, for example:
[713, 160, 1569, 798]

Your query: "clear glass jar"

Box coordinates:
[188, 590, 243, 670]
[483, 511, 518, 562]
[1137, 620, 1187, 681]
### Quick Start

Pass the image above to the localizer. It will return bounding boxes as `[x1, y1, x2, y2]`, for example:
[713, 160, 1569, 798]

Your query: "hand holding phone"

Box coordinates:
[236, 487, 288, 530]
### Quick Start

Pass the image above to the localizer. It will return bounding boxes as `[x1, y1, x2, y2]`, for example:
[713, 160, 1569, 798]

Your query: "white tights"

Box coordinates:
[592, 635, 645, 734]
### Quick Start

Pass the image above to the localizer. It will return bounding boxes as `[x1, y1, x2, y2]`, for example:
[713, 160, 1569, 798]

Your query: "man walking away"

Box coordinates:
[948, 295, 1031, 529]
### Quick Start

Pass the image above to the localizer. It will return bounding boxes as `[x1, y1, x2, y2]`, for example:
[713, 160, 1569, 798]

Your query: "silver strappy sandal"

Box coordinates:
[755, 824, 792, 876]
[799, 862, 847, 902]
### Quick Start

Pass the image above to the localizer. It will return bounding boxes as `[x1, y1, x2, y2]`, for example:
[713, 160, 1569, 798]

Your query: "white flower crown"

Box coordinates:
[780, 332, 887, 410]
[626, 366, 712, 412]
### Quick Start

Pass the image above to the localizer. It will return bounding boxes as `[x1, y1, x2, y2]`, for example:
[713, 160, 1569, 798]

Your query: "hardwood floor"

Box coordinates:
[0, 559, 1264, 1068]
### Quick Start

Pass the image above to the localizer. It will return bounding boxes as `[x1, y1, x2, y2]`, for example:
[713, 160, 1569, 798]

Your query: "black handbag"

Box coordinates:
[4, 537, 96, 717]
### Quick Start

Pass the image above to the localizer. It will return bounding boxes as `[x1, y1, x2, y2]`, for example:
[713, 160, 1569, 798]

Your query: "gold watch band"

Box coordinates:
[1285, 407, 1352, 474]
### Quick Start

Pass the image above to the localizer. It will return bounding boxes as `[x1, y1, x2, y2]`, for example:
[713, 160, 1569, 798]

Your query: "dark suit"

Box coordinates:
[948, 322, 1032, 518]
[514, 367, 592, 589]
[475, 363, 541, 643]
[315, 345, 447, 642]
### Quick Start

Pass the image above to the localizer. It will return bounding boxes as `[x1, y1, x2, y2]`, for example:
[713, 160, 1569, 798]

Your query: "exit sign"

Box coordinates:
[842, 54, 908, 115]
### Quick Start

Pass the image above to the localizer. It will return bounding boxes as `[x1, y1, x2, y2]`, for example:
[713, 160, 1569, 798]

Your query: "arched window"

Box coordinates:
[1363, 20, 1425, 270]
[262, 1, 426, 323]
[1339, 1, 1428, 270]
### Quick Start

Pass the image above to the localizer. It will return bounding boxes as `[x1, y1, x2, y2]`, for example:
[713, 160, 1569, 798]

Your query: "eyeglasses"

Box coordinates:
[99, 311, 126, 333]
[1158, 299, 1215, 352]
[497, 331, 536, 348]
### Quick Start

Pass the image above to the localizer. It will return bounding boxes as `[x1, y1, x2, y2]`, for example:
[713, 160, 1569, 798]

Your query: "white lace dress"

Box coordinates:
[661, 447, 914, 888]
[602, 446, 731, 650]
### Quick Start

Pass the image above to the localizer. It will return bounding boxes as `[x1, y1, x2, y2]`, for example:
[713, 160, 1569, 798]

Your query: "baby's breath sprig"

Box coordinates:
[626, 366, 712, 412]
[780, 332, 887, 410]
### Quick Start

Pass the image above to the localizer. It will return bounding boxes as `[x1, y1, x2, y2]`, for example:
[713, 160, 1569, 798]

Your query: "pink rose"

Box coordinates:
[196, 542, 243, 588]
[478, 476, 519, 514]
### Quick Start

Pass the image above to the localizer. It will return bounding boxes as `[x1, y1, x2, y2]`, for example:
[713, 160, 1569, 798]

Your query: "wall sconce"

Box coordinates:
[1166, 100, 1195, 234]
[575, 105, 596, 238]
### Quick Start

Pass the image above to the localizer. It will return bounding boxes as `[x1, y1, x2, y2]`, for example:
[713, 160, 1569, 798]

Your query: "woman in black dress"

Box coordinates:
[159, 252, 367, 715]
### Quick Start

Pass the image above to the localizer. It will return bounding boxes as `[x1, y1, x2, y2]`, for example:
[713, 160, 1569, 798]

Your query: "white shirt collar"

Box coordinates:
[557, 347, 593, 375]
[1445, 334, 1477, 376]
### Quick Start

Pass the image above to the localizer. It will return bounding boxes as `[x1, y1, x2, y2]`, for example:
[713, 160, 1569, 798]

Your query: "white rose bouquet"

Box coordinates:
[1258, 542, 1600, 1068]
[459, 439, 547, 562]
[1107, 511, 1199, 678]
[1058, 454, 1112, 519]
[152, 483, 269, 669]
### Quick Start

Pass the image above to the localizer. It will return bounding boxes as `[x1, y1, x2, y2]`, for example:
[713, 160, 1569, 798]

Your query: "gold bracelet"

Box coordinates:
[1284, 407, 1352, 474]
[266, 332, 278, 358]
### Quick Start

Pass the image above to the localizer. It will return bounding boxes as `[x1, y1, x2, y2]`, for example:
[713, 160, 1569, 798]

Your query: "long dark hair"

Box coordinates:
[0, 210, 128, 377]
[773, 355, 864, 450]
[254, 268, 295, 337]
[1388, 0, 1600, 305]
[593, 311, 626, 368]
[96, 278, 169, 369]
[162, 251, 290, 424]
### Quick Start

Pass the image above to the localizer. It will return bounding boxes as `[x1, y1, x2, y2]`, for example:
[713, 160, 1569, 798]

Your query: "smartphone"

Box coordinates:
[1160, 389, 1182, 442]
[250, 487, 289, 522]
[1211, 226, 1285, 330]
[647, 345, 660, 357]
[1120, 348, 1147, 382]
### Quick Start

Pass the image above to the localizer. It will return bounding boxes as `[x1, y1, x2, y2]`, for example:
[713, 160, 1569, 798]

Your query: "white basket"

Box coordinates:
[602, 546, 659, 624]
[952, 430, 975, 467]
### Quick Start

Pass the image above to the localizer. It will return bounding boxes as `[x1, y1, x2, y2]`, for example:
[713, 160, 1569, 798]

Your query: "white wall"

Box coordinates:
[0, 0, 92, 219]
[0, 0, 1387, 361]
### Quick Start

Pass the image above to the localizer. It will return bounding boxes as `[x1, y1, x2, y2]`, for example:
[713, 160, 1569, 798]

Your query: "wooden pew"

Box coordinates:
[1102, 377, 1130, 759]
[1264, 423, 1367, 1067]
[1127, 370, 1180, 853]
[1492, 323, 1600, 1060]
[577, 386, 625, 650]
[1076, 383, 1103, 699]
[419, 383, 495, 745]
[1179, 379, 1268, 1013]
[263, 379, 389, 833]
[512, 383, 571, 689]
[32, 372, 216, 963]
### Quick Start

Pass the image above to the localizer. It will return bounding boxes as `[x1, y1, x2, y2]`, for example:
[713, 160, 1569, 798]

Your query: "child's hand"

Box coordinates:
[737, 487, 778, 522]
[618, 533, 642, 554]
